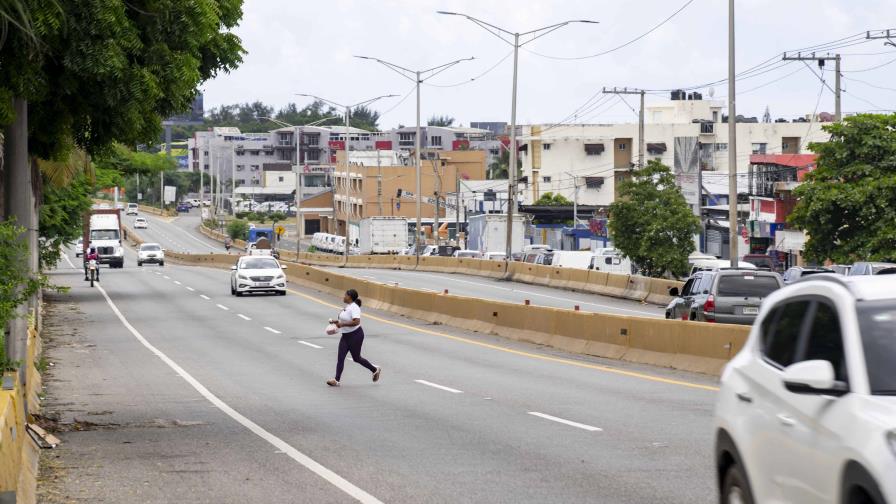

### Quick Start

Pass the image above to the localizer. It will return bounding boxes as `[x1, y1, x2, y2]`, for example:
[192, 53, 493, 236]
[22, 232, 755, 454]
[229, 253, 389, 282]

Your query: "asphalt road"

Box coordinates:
[44, 239, 720, 503]
[131, 212, 667, 319]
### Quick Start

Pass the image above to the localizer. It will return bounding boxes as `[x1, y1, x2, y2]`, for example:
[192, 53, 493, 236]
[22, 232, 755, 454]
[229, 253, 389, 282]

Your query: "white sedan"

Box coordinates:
[230, 256, 287, 296]
[137, 243, 165, 267]
[134, 217, 148, 229]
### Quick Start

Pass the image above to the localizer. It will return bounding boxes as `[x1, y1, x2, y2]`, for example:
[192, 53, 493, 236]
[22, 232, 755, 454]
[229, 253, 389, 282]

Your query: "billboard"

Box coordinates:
[163, 185, 177, 204]
[673, 136, 701, 216]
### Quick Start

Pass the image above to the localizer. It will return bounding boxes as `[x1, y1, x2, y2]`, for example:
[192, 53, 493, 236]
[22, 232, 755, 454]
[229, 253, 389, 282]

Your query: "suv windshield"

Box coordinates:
[717, 274, 780, 297]
[140, 244, 161, 251]
[858, 300, 896, 395]
[241, 258, 279, 269]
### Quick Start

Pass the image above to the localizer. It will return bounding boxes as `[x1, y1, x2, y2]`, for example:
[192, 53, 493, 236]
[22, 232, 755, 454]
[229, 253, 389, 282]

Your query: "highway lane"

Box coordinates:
[49, 242, 719, 503]
[127, 212, 667, 318]
[324, 267, 667, 318]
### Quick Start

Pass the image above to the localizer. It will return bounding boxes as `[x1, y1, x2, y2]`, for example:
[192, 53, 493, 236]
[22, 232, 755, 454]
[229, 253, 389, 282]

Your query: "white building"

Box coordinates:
[518, 95, 830, 208]
[189, 127, 279, 191]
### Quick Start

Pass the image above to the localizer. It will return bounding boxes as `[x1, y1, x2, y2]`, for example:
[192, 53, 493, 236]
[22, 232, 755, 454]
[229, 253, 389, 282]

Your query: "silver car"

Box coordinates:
[666, 269, 783, 324]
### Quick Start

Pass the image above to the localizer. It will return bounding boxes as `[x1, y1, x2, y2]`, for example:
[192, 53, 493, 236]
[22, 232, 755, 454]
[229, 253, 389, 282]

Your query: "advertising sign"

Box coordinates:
[163, 185, 177, 204]
[673, 136, 702, 217]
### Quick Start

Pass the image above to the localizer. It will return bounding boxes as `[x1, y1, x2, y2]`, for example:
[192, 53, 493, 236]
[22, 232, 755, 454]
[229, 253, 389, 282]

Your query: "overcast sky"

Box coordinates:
[202, 0, 896, 129]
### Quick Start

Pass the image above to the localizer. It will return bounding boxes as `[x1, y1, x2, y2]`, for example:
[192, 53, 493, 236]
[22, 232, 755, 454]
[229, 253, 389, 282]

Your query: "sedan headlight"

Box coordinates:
[238, 274, 249, 280]
[888, 430, 896, 458]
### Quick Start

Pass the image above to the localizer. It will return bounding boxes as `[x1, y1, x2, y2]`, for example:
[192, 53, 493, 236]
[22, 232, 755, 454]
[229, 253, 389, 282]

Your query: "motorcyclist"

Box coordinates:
[224, 236, 233, 252]
[84, 247, 100, 281]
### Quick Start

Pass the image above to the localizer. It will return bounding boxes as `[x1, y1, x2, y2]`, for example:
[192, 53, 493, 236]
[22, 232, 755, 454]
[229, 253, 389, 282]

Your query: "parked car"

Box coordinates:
[849, 261, 896, 276]
[133, 217, 148, 229]
[453, 250, 482, 259]
[125, 203, 139, 216]
[230, 255, 287, 296]
[137, 243, 165, 267]
[666, 269, 783, 324]
[831, 264, 852, 276]
[782, 266, 835, 284]
[689, 259, 757, 276]
[187, 199, 201, 207]
[714, 274, 896, 504]
[176, 202, 192, 213]
[482, 251, 506, 261]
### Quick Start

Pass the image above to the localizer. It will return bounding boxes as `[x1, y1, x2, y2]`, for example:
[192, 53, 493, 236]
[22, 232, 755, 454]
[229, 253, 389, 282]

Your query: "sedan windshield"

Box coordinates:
[241, 258, 279, 270]
[858, 300, 896, 395]
[140, 244, 161, 251]
[717, 275, 780, 297]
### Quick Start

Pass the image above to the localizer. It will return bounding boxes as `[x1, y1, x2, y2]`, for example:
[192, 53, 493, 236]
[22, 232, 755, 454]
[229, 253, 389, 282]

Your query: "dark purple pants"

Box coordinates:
[335, 327, 376, 381]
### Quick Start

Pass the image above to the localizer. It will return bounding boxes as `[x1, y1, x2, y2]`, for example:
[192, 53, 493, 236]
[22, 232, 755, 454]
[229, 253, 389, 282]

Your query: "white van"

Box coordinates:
[688, 258, 757, 276]
[550, 251, 593, 269]
[589, 248, 634, 274]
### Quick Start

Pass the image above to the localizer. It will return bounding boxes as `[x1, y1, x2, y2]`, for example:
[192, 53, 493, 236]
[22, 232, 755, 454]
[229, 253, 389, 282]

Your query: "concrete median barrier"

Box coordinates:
[621, 275, 651, 302]
[644, 278, 683, 306]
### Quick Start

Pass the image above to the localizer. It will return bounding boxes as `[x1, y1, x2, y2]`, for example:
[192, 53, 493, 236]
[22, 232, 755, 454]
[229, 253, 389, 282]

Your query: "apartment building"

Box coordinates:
[331, 150, 487, 238]
[518, 93, 829, 210]
[189, 128, 279, 190]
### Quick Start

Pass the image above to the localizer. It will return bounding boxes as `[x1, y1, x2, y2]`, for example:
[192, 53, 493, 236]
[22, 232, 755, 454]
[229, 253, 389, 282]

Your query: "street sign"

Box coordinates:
[137, 192, 143, 201]
[163, 185, 176, 204]
[274, 225, 286, 238]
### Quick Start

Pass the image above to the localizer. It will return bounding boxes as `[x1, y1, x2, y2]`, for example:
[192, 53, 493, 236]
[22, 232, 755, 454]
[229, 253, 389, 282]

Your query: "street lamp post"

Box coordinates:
[354, 55, 473, 261]
[437, 12, 598, 261]
[295, 94, 398, 261]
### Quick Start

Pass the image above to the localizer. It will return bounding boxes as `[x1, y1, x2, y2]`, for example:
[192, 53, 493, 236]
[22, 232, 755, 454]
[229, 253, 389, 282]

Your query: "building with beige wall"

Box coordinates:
[331, 150, 486, 238]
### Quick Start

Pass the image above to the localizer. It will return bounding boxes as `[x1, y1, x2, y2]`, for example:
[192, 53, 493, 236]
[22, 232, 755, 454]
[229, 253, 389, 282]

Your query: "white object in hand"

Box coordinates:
[325, 323, 338, 335]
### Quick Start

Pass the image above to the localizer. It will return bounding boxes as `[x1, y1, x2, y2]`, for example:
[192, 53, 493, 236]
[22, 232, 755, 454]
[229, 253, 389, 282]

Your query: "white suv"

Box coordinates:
[715, 275, 895, 504]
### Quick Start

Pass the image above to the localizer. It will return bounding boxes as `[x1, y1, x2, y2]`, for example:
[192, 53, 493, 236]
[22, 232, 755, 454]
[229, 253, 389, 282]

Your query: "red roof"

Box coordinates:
[749, 154, 816, 168]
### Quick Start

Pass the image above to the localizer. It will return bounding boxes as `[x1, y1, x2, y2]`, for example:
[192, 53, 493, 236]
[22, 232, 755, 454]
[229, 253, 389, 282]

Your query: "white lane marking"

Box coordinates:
[174, 280, 182, 285]
[155, 271, 161, 275]
[298, 340, 323, 349]
[216, 304, 229, 311]
[264, 326, 281, 334]
[237, 314, 251, 321]
[163, 275, 171, 280]
[93, 283, 383, 504]
[414, 380, 463, 394]
[199, 295, 210, 300]
[62, 252, 78, 269]
[527, 412, 603, 432]
[367, 270, 660, 317]
[186, 287, 195, 292]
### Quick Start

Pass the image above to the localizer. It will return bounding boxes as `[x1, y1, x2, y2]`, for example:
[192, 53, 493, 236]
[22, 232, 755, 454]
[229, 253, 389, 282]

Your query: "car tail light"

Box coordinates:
[704, 295, 716, 322]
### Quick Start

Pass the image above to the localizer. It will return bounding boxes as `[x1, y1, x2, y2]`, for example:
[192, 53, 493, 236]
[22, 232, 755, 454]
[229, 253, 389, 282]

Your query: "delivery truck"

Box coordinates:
[467, 214, 526, 255]
[83, 208, 124, 268]
[358, 217, 408, 254]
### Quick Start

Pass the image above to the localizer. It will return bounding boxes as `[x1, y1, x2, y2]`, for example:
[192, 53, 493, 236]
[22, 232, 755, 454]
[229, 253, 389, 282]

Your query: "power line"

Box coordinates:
[424, 50, 514, 88]
[843, 76, 896, 92]
[524, 0, 697, 61]
[839, 55, 896, 72]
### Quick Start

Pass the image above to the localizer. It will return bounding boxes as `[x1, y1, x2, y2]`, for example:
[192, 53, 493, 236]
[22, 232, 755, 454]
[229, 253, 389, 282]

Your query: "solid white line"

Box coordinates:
[199, 295, 210, 300]
[527, 412, 603, 432]
[264, 326, 281, 334]
[186, 287, 195, 292]
[216, 304, 229, 311]
[298, 340, 323, 349]
[62, 252, 78, 270]
[174, 280, 182, 285]
[237, 314, 251, 321]
[414, 380, 463, 394]
[93, 283, 382, 503]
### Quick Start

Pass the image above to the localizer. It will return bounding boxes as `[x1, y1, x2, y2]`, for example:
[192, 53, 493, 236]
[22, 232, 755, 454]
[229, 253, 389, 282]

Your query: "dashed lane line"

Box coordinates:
[298, 341, 323, 349]
[237, 314, 251, 321]
[264, 326, 282, 334]
[199, 295, 211, 300]
[216, 304, 230, 311]
[415, 380, 463, 394]
[528, 412, 603, 432]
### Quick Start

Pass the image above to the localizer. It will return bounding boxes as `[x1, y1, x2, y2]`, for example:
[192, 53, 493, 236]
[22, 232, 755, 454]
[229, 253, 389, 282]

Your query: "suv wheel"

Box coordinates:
[721, 464, 754, 504]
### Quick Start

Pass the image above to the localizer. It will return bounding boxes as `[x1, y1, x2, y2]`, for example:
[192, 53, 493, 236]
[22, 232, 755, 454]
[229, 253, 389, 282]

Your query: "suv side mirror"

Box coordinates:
[668, 287, 680, 297]
[782, 360, 848, 396]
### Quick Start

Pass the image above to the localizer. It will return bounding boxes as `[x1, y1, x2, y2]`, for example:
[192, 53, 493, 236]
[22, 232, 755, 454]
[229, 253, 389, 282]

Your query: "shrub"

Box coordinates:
[226, 219, 249, 241]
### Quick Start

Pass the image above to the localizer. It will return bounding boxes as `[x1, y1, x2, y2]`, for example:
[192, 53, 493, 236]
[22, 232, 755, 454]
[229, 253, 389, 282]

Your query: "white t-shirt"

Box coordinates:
[338, 302, 361, 334]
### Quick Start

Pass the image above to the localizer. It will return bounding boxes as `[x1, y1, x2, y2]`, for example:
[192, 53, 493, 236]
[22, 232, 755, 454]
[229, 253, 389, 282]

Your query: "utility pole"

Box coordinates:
[377, 149, 383, 216]
[782, 52, 842, 121]
[566, 172, 579, 227]
[355, 55, 473, 261]
[431, 157, 442, 246]
[455, 169, 461, 248]
[438, 12, 598, 262]
[602, 87, 646, 167]
[866, 29, 896, 47]
[728, 0, 738, 266]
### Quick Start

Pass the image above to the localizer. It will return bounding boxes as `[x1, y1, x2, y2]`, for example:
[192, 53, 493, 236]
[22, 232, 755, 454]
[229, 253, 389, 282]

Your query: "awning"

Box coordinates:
[647, 142, 667, 154]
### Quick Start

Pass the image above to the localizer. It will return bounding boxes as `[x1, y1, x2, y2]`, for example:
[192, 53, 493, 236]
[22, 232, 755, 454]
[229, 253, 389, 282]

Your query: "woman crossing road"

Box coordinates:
[327, 289, 381, 387]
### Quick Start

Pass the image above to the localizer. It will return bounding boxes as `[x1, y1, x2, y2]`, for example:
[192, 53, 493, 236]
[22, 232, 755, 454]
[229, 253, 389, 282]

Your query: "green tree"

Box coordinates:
[350, 105, 380, 132]
[488, 148, 520, 180]
[38, 175, 93, 269]
[226, 219, 249, 240]
[789, 114, 896, 263]
[428, 115, 455, 127]
[534, 192, 572, 206]
[0, 220, 42, 367]
[608, 160, 701, 278]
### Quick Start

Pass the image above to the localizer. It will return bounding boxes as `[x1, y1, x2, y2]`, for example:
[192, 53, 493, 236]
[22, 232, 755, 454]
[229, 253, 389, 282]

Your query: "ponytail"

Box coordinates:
[346, 289, 362, 307]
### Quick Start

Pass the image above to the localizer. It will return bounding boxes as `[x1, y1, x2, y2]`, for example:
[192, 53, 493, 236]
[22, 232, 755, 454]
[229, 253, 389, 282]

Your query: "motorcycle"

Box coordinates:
[88, 259, 97, 287]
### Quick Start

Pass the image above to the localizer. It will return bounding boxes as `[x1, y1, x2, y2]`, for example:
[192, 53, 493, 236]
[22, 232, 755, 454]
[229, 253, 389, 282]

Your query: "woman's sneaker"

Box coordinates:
[326, 379, 340, 387]
[372, 367, 382, 382]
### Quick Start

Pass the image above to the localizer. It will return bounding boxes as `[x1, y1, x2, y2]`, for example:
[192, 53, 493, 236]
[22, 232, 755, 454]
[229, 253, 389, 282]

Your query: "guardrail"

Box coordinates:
[164, 251, 748, 376]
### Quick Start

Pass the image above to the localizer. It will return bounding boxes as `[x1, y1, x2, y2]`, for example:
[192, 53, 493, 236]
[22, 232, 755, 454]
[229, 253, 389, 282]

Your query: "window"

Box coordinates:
[399, 133, 414, 142]
[751, 143, 768, 154]
[681, 278, 696, 296]
[761, 300, 811, 368]
[712, 111, 719, 122]
[584, 176, 604, 189]
[236, 164, 245, 171]
[306, 134, 320, 146]
[430, 136, 442, 147]
[617, 143, 627, 151]
[542, 143, 551, 151]
[236, 150, 245, 156]
[715, 143, 728, 152]
[717, 274, 780, 297]
[278, 176, 284, 182]
[306, 150, 321, 162]
[584, 144, 604, 156]
[697, 273, 716, 294]
[542, 176, 552, 183]
[801, 302, 847, 382]
[857, 300, 896, 394]
[782, 142, 790, 151]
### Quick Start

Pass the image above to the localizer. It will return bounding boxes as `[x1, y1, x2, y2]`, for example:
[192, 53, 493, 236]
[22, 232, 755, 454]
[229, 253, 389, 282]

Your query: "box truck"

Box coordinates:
[358, 217, 408, 254]
[467, 214, 526, 254]
[83, 209, 124, 268]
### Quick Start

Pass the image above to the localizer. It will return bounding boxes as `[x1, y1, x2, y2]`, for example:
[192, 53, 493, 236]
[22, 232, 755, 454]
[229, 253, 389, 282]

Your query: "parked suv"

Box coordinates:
[849, 261, 896, 276]
[666, 269, 783, 324]
[714, 275, 896, 504]
[782, 266, 835, 284]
